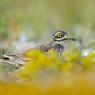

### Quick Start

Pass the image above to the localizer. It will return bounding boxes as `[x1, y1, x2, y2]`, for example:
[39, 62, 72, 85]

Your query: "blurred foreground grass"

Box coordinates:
[0, 48, 95, 95]
[0, 73, 95, 95]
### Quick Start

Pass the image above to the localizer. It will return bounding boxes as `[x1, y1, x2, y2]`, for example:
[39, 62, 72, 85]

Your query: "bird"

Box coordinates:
[51, 30, 77, 58]
[0, 30, 77, 69]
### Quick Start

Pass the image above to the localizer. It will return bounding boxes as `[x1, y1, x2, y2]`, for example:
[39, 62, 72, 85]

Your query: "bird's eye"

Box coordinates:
[57, 33, 62, 37]
[55, 32, 64, 38]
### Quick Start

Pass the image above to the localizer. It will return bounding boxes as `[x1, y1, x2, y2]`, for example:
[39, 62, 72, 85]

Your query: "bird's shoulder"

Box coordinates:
[23, 42, 54, 55]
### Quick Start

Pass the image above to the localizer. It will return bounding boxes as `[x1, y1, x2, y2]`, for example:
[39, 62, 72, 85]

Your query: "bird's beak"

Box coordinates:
[63, 36, 77, 41]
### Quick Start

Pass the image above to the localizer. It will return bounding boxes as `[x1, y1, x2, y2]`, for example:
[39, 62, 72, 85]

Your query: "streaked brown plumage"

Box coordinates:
[0, 30, 77, 69]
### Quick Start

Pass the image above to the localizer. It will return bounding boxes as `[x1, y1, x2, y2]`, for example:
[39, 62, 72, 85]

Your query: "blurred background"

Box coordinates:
[0, 0, 95, 53]
[0, 1, 95, 94]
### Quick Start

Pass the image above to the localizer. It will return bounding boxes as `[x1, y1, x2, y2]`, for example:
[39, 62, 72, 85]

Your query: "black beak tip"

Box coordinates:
[71, 38, 77, 41]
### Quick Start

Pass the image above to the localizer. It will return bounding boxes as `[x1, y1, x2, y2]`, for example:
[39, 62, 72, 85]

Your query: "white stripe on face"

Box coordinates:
[54, 34, 67, 41]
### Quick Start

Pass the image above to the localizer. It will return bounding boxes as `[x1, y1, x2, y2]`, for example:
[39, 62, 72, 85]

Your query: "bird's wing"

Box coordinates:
[0, 42, 54, 67]
[23, 41, 54, 55]
[0, 53, 26, 67]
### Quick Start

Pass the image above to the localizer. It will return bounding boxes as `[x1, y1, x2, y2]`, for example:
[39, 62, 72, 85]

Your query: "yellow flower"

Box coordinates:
[82, 50, 95, 69]
[16, 50, 62, 80]
[63, 47, 81, 63]
[60, 62, 75, 72]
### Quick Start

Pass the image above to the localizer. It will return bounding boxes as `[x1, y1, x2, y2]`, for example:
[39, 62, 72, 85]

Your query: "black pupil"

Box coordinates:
[55, 32, 64, 38]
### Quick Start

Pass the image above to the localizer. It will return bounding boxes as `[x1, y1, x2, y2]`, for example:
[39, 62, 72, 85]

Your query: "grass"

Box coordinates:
[0, 47, 95, 95]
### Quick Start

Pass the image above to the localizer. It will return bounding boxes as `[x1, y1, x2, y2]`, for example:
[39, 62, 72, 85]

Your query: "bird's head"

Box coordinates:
[52, 30, 77, 42]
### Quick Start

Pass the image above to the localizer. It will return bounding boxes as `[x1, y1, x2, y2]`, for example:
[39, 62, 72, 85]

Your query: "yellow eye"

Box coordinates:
[55, 32, 63, 38]
[57, 33, 62, 37]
